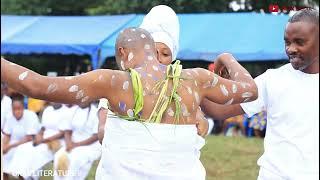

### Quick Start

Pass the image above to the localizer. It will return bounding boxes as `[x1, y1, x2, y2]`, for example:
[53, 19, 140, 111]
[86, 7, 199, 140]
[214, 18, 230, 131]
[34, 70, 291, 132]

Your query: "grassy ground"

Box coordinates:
[201, 135, 264, 180]
[11, 135, 264, 180]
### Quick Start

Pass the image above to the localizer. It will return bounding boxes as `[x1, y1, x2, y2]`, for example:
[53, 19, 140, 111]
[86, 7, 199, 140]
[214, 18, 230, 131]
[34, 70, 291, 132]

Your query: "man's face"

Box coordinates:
[284, 21, 319, 73]
[12, 101, 24, 120]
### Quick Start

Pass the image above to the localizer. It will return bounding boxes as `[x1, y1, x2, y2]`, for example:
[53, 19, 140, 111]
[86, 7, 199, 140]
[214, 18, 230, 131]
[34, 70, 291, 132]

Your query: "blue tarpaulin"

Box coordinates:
[1, 13, 289, 69]
[100, 12, 289, 64]
[1, 15, 136, 69]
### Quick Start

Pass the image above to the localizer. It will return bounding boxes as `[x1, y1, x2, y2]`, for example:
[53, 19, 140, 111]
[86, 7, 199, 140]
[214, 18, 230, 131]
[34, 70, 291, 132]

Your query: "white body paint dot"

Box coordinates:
[69, 85, 79, 92]
[220, 84, 229, 96]
[127, 109, 134, 117]
[211, 75, 219, 87]
[128, 52, 134, 62]
[144, 44, 150, 50]
[243, 98, 251, 103]
[18, 71, 28, 80]
[81, 96, 89, 102]
[167, 107, 174, 117]
[224, 98, 234, 105]
[111, 75, 116, 87]
[181, 103, 190, 117]
[47, 83, 58, 94]
[123, 81, 129, 90]
[120, 60, 125, 70]
[242, 92, 253, 98]
[187, 87, 192, 94]
[76, 90, 84, 99]
[232, 84, 237, 93]
[152, 65, 158, 71]
[194, 92, 200, 104]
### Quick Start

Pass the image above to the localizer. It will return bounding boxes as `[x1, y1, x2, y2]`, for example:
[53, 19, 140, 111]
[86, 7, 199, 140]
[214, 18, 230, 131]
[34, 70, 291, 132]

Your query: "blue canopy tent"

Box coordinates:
[2, 13, 290, 69]
[178, 12, 289, 61]
[100, 12, 289, 65]
[1, 15, 136, 69]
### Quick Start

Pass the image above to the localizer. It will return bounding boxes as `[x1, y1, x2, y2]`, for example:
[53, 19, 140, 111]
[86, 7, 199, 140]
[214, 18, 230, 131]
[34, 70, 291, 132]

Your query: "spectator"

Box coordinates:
[2, 93, 41, 180]
[54, 103, 101, 180]
[222, 114, 246, 137]
[27, 97, 46, 116]
[10, 102, 67, 178]
[248, 110, 267, 138]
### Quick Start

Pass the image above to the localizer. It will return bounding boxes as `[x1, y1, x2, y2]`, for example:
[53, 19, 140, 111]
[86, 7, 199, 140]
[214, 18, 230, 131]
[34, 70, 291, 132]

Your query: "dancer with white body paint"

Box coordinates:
[97, 5, 209, 146]
[1, 27, 258, 179]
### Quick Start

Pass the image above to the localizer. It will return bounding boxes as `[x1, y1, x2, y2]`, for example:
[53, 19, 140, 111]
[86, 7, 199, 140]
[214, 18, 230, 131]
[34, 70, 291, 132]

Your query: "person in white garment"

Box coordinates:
[54, 103, 101, 180]
[2, 94, 41, 180]
[1, 83, 12, 131]
[1, 27, 258, 180]
[95, 5, 206, 178]
[7, 102, 67, 179]
[96, 4, 209, 145]
[201, 8, 319, 180]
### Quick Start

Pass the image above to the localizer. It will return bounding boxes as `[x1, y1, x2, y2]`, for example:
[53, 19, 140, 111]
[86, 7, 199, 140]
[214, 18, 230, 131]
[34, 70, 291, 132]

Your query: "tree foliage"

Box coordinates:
[2, 0, 318, 15]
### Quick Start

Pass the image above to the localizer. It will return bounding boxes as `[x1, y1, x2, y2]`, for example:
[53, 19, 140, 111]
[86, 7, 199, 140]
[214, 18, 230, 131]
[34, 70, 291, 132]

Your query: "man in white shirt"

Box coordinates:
[201, 8, 319, 180]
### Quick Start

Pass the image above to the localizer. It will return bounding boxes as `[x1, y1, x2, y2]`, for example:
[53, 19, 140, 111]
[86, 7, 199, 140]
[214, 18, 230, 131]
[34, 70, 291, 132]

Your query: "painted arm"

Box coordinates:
[1, 58, 118, 105]
[199, 53, 258, 105]
[201, 98, 245, 120]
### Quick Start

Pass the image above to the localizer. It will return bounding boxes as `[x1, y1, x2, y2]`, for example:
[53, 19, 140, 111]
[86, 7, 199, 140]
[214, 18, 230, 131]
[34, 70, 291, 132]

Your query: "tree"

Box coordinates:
[2, 0, 318, 15]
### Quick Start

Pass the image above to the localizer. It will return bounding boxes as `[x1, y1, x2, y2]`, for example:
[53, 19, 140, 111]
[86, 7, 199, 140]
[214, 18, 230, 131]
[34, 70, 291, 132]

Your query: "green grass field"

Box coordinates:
[34, 135, 264, 180]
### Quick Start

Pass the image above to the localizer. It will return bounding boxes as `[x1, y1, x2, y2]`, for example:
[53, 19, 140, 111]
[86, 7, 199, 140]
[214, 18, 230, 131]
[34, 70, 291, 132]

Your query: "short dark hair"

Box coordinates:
[289, 8, 319, 25]
[10, 93, 25, 103]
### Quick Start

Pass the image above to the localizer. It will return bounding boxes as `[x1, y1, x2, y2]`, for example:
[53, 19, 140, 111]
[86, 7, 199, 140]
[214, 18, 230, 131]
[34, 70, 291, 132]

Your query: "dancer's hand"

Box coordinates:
[195, 109, 209, 137]
[213, 53, 234, 79]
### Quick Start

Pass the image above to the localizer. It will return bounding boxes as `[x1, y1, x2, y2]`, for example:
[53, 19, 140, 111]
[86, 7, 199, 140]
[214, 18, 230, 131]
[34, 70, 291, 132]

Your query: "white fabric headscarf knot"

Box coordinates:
[140, 5, 180, 61]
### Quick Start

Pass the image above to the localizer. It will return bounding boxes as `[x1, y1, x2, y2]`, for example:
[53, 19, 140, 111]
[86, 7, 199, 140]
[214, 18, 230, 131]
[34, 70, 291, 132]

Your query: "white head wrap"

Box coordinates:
[140, 5, 180, 61]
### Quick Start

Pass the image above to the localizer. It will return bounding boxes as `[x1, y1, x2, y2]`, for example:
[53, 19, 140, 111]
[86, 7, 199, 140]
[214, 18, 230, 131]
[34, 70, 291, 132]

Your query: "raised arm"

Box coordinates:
[1, 58, 120, 106]
[198, 53, 258, 105]
[201, 98, 245, 120]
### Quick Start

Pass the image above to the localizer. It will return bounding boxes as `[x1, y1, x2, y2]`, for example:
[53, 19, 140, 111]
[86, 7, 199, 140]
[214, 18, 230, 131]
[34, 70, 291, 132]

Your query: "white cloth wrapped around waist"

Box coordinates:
[100, 116, 206, 179]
